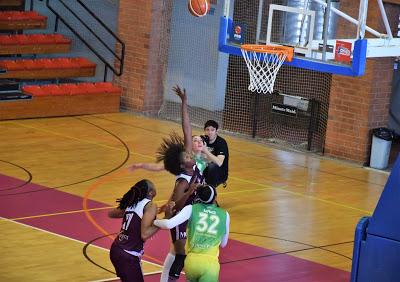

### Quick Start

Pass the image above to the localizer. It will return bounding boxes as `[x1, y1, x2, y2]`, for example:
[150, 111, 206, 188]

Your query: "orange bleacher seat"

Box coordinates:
[34, 34, 70, 45]
[0, 12, 13, 20]
[73, 83, 111, 95]
[0, 34, 70, 45]
[32, 59, 50, 69]
[59, 83, 81, 95]
[29, 34, 50, 44]
[39, 84, 65, 96]
[52, 34, 71, 44]
[70, 58, 97, 68]
[0, 57, 96, 75]
[53, 58, 75, 68]
[94, 82, 121, 95]
[0, 35, 11, 44]
[20, 59, 43, 70]
[22, 11, 47, 20]
[77, 82, 98, 94]
[71, 85, 88, 95]
[0, 60, 24, 71]
[93, 82, 112, 87]
[34, 58, 51, 69]
[1, 11, 22, 20]
[48, 85, 65, 96]
[22, 82, 121, 97]
[15, 34, 31, 45]
[43, 58, 64, 69]
[0, 11, 47, 21]
[22, 85, 48, 96]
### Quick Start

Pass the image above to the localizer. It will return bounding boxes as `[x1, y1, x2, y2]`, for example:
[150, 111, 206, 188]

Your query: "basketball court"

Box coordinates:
[1, 0, 400, 281]
[0, 113, 389, 281]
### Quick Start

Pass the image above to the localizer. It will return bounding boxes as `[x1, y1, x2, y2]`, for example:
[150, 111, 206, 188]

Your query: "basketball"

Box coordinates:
[188, 0, 210, 17]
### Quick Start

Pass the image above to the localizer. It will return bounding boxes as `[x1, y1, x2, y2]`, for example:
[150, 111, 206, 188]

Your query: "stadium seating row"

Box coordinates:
[0, 4, 122, 120]
[0, 58, 96, 70]
[0, 11, 46, 20]
[0, 34, 70, 45]
[23, 82, 121, 96]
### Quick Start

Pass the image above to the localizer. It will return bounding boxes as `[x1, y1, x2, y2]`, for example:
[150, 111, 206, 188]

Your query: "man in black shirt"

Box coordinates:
[201, 120, 229, 188]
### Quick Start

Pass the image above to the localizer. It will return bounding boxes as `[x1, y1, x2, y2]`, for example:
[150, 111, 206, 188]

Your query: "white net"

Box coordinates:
[241, 47, 287, 94]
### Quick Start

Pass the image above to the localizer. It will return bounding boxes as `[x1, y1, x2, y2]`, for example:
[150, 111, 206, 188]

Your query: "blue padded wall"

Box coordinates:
[368, 154, 400, 240]
[351, 154, 400, 282]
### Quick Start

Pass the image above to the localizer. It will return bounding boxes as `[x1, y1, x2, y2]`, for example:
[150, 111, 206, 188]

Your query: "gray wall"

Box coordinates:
[25, 0, 119, 82]
[163, 0, 228, 111]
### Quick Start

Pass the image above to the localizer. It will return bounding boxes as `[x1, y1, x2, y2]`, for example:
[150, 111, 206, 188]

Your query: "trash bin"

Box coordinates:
[370, 127, 394, 169]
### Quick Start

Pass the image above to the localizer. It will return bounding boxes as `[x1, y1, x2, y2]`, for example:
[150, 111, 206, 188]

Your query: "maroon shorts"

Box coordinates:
[110, 242, 143, 282]
[170, 220, 188, 242]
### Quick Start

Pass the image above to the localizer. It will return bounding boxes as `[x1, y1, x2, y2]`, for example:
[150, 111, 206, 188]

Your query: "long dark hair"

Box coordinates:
[156, 132, 185, 175]
[116, 179, 153, 209]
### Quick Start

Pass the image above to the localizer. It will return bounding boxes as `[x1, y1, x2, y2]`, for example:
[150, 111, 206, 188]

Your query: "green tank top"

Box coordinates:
[186, 203, 227, 258]
[194, 154, 207, 173]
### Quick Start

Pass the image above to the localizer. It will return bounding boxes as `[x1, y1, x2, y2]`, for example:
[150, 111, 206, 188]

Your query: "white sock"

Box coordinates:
[160, 252, 175, 282]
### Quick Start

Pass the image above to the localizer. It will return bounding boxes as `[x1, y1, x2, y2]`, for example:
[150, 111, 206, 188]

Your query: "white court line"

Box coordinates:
[87, 277, 119, 282]
[88, 270, 162, 282]
[1, 216, 164, 270]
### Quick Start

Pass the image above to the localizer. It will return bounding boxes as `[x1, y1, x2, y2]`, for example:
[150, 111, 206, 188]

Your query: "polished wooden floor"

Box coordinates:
[0, 113, 389, 281]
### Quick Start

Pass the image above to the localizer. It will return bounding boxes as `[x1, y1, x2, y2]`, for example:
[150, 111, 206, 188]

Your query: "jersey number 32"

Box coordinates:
[196, 212, 220, 235]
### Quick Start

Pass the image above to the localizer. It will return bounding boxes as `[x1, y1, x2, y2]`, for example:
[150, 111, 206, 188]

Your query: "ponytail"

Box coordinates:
[116, 179, 152, 209]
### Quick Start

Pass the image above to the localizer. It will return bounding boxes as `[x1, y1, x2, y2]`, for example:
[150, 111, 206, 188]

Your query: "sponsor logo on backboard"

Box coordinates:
[229, 22, 245, 44]
[335, 41, 352, 63]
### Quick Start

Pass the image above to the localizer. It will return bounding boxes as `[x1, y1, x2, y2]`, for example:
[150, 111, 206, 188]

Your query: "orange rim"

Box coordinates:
[241, 44, 294, 62]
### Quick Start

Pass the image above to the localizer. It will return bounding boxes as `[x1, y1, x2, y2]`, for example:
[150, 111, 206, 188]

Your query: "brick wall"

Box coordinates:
[114, 0, 171, 114]
[324, 2, 399, 164]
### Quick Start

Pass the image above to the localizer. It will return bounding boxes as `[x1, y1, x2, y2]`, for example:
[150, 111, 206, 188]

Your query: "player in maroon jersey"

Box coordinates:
[108, 179, 158, 282]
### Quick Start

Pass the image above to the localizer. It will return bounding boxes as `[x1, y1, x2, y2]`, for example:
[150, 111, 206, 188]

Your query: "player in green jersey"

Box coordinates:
[154, 185, 230, 282]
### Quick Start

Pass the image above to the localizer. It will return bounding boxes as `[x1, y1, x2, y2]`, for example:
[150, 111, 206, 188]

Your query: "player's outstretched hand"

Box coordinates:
[127, 163, 143, 173]
[172, 85, 187, 102]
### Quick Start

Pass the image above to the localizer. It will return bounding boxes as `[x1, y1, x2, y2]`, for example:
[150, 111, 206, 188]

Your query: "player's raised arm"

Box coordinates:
[173, 85, 192, 153]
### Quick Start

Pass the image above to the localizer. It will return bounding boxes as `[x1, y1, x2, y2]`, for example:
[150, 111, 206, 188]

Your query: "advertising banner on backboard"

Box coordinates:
[335, 41, 352, 63]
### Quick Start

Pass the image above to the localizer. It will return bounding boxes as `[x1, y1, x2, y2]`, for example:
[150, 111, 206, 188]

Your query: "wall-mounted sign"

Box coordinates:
[271, 103, 297, 117]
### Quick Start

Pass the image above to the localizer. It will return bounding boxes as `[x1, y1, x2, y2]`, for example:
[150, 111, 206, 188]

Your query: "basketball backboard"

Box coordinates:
[218, 0, 400, 77]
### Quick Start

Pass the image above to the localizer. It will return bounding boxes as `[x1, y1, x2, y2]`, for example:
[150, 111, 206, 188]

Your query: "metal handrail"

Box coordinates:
[32, 0, 124, 80]
[76, 0, 123, 49]
[58, 0, 120, 61]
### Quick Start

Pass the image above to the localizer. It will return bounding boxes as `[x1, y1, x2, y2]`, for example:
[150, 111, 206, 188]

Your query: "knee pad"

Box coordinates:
[169, 254, 186, 279]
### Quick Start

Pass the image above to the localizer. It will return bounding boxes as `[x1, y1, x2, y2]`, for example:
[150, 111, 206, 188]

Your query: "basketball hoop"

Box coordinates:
[241, 44, 294, 94]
